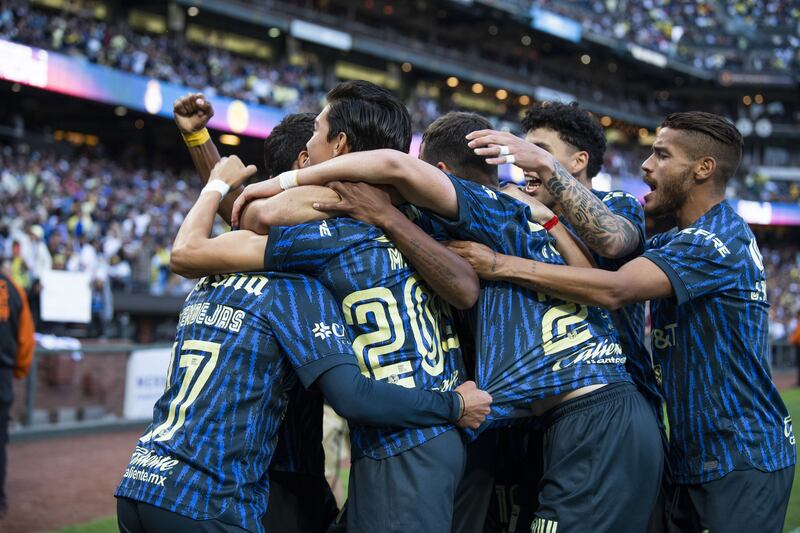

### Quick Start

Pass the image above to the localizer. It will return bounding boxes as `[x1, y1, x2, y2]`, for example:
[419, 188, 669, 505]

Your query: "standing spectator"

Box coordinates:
[791, 311, 800, 386]
[0, 270, 35, 518]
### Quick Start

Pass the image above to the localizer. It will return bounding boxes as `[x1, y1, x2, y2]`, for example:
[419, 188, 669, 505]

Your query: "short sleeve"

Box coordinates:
[400, 204, 450, 242]
[422, 174, 529, 253]
[264, 221, 350, 275]
[643, 229, 738, 305]
[269, 276, 355, 388]
[601, 191, 645, 254]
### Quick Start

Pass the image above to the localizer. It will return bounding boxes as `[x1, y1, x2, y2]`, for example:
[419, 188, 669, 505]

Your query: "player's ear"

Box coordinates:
[333, 132, 350, 156]
[436, 161, 452, 173]
[571, 150, 589, 176]
[294, 150, 310, 170]
[694, 156, 716, 184]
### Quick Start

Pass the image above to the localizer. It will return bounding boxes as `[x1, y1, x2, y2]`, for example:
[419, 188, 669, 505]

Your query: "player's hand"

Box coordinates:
[174, 92, 214, 134]
[500, 183, 555, 224]
[230, 178, 283, 228]
[209, 156, 258, 189]
[312, 182, 396, 227]
[466, 129, 555, 179]
[446, 240, 501, 280]
[454, 381, 492, 429]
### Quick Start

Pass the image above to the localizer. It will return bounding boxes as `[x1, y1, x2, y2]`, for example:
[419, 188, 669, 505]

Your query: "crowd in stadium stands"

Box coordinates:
[538, 0, 799, 73]
[0, 1, 328, 112]
[0, 142, 207, 333]
[0, 138, 798, 341]
[763, 245, 800, 341]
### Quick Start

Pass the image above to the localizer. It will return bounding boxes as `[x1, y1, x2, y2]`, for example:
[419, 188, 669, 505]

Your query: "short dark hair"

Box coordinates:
[421, 112, 497, 185]
[521, 101, 607, 179]
[660, 111, 743, 185]
[263, 112, 315, 177]
[326, 80, 411, 153]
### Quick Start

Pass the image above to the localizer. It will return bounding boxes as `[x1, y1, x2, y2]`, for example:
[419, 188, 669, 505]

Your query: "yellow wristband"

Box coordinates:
[182, 128, 210, 148]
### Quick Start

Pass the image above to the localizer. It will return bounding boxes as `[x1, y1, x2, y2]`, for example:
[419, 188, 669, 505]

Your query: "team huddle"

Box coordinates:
[113, 80, 796, 533]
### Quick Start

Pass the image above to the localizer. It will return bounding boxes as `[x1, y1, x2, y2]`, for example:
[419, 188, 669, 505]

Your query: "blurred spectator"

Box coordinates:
[0, 270, 35, 518]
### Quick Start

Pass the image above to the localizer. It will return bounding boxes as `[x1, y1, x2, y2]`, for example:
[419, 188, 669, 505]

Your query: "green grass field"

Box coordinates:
[51, 389, 800, 533]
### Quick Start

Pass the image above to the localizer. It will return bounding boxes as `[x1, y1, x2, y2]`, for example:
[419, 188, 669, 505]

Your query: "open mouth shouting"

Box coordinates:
[523, 173, 543, 195]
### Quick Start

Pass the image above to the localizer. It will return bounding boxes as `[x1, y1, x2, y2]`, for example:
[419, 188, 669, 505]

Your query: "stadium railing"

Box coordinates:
[11, 342, 172, 440]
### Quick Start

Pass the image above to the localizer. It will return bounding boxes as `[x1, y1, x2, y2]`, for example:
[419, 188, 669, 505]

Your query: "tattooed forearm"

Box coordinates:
[545, 161, 641, 259]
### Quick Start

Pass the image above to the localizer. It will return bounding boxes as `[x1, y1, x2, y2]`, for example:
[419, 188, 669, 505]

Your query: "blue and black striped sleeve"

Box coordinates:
[643, 229, 738, 305]
[269, 276, 355, 388]
[602, 191, 645, 254]
[316, 364, 461, 428]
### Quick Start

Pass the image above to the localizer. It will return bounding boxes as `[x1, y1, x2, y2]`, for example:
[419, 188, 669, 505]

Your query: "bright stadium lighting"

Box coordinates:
[519, 95, 531, 106]
[472, 83, 484, 94]
[187, 6, 199, 17]
[219, 134, 241, 146]
[446, 76, 459, 88]
[496, 89, 508, 100]
[580, 54, 591, 65]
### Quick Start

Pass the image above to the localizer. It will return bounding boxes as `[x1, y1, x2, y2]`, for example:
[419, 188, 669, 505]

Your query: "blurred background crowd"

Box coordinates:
[0, 0, 798, 342]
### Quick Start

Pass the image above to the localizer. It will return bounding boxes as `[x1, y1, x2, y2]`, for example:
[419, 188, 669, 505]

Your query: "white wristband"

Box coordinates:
[278, 169, 299, 190]
[202, 180, 230, 199]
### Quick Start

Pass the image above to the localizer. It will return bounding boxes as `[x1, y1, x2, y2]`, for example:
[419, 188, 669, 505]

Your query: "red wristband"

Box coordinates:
[543, 215, 559, 231]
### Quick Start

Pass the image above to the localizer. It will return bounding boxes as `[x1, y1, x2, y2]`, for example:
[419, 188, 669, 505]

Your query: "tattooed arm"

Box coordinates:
[543, 161, 641, 259]
[466, 130, 642, 259]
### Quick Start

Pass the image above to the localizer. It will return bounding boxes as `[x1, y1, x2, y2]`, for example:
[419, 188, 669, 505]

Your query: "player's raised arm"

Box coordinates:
[447, 242, 672, 310]
[467, 129, 641, 259]
[174, 93, 243, 226]
[230, 149, 460, 227]
[237, 186, 342, 234]
[170, 156, 267, 278]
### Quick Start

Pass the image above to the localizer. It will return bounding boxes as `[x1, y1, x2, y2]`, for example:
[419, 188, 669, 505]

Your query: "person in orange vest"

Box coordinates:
[0, 272, 35, 519]
[790, 311, 800, 386]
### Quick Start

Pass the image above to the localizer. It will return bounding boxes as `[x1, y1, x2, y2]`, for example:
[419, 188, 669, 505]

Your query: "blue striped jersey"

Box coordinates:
[561, 189, 663, 417]
[115, 273, 355, 532]
[644, 201, 796, 484]
[421, 175, 631, 426]
[269, 384, 325, 476]
[264, 218, 465, 460]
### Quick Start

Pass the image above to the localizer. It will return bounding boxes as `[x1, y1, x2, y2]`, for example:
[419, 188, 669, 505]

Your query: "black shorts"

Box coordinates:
[116, 497, 247, 533]
[533, 382, 663, 533]
[347, 428, 466, 533]
[451, 428, 501, 533]
[261, 470, 338, 533]
[484, 425, 544, 533]
[665, 466, 795, 533]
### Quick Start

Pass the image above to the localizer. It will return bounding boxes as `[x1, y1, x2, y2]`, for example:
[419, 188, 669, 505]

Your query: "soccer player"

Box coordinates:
[114, 156, 491, 533]
[178, 82, 482, 533]
[173, 97, 340, 532]
[234, 111, 663, 532]
[463, 111, 796, 531]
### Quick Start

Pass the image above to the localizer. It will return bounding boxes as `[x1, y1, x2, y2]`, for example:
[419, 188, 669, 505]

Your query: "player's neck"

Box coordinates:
[675, 188, 726, 229]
